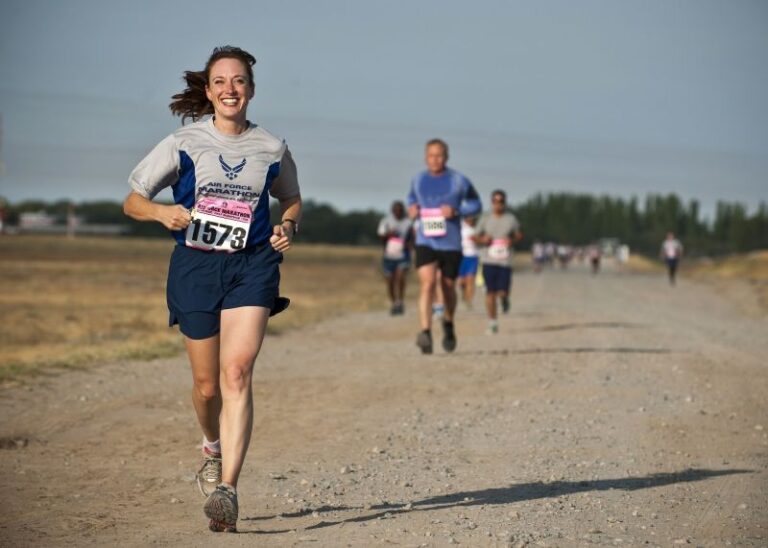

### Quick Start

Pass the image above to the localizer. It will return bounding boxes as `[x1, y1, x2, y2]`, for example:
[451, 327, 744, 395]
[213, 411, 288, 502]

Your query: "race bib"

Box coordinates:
[488, 238, 510, 261]
[186, 197, 251, 252]
[663, 243, 678, 259]
[421, 208, 447, 237]
[385, 237, 406, 260]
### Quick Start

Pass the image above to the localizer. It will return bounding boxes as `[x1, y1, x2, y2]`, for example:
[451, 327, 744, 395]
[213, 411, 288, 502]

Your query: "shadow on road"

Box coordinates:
[295, 468, 751, 531]
[522, 321, 646, 332]
[455, 347, 674, 357]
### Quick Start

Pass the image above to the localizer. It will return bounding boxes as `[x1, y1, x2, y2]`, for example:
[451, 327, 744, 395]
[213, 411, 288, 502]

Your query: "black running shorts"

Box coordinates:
[414, 245, 463, 279]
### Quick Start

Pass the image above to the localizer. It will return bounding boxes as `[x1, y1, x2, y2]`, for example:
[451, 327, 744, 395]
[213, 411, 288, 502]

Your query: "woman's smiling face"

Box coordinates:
[205, 57, 254, 124]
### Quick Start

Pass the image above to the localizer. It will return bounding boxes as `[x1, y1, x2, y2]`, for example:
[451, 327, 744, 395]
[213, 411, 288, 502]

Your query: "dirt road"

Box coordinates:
[2, 262, 766, 547]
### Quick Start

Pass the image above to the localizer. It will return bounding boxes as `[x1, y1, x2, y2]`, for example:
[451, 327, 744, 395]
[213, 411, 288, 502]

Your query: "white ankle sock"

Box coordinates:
[203, 436, 221, 455]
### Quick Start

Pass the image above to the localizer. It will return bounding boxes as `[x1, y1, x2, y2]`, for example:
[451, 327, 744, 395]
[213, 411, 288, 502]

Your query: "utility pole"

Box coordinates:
[0, 113, 5, 177]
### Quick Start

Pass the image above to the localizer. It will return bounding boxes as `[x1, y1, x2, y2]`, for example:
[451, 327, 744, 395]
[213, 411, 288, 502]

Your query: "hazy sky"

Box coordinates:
[1, 0, 766, 217]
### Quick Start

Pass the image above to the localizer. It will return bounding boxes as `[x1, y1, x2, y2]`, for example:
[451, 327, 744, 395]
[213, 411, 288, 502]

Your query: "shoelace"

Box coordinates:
[199, 455, 222, 482]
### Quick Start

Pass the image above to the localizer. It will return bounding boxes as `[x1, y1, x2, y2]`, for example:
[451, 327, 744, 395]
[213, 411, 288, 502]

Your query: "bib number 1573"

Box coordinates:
[188, 219, 247, 250]
[185, 197, 252, 252]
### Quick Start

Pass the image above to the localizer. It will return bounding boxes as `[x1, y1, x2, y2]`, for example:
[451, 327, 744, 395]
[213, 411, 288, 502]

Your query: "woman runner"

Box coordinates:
[123, 46, 302, 533]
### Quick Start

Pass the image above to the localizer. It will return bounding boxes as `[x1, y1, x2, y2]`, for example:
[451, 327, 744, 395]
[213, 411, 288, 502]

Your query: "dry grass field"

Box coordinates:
[684, 250, 768, 314]
[0, 235, 387, 382]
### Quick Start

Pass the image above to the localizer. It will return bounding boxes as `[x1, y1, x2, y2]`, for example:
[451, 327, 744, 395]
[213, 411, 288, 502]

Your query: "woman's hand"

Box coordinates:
[157, 204, 193, 231]
[270, 222, 294, 252]
[123, 192, 191, 230]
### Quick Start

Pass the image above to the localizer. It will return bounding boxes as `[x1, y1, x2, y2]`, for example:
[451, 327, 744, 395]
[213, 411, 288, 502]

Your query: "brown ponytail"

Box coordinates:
[169, 46, 257, 123]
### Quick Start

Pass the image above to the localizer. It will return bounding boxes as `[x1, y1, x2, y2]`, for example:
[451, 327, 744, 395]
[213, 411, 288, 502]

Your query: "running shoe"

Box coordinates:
[442, 320, 457, 353]
[501, 295, 510, 314]
[196, 449, 222, 497]
[486, 320, 499, 335]
[204, 484, 239, 533]
[416, 330, 433, 354]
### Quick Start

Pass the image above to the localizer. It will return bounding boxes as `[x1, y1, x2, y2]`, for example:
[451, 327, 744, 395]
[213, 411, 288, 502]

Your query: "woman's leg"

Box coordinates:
[186, 335, 221, 443]
[218, 306, 270, 488]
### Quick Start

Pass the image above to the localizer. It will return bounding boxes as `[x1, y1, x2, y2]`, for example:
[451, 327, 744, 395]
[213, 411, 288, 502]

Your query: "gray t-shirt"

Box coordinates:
[128, 118, 300, 247]
[476, 212, 521, 266]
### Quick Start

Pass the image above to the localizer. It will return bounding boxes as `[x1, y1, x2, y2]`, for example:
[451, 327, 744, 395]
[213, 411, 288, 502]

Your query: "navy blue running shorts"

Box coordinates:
[483, 264, 512, 293]
[382, 257, 411, 276]
[167, 243, 282, 340]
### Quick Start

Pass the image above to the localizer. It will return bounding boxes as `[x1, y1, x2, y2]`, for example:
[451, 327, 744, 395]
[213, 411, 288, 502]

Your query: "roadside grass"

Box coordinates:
[0, 235, 387, 383]
[625, 254, 663, 272]
[686, 250, 768, 280]
[684, 250, 768, 313]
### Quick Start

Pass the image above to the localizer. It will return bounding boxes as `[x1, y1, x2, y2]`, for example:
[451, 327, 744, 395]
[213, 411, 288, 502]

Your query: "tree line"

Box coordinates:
[2, 193, 766, 256]
[514, 193, 768, 256]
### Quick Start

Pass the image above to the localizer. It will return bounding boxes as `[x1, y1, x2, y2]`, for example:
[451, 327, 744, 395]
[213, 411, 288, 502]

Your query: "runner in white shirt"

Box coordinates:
[532, 240, 545, 273]
[377, 201, 413, 315]
[660, 232, 684, 285]
[124, 46, 301, 533]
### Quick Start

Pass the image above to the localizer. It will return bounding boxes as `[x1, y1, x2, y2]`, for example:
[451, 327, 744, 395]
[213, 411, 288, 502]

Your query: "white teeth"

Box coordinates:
[221, 98, 238, 106]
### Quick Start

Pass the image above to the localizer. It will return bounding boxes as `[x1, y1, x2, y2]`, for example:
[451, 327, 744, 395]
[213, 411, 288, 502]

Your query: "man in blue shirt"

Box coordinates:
[407, 139, 482, 354]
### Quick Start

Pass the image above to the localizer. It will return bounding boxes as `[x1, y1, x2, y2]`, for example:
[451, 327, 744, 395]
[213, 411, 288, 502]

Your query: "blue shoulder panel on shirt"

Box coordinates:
[170, 150, 196, 245]
[246, 161, 281, 247]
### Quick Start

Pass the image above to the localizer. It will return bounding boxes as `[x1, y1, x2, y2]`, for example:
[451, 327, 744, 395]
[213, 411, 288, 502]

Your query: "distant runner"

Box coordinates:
[660, 232, 684, 285]
[532, 240, 546, 273]
[588, 243, 602, 275]
[377, 201, 413, 315]
[557, 244, 572, 269]
[475, 190, 522, 334]
[407, 138, 482, 354]
[124, 46, 301, 533]
[458, 216, 480, 309]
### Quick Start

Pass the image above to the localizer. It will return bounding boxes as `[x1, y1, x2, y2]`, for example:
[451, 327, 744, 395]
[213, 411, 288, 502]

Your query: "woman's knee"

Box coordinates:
[193, 377, 220, 401]
[221, 357, 256, 392]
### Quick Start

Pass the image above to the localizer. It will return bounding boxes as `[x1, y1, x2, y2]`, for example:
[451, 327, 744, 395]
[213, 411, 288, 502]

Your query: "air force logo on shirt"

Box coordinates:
[219, 155, 247, 180]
